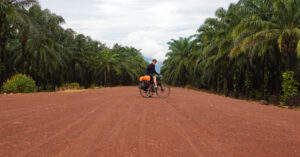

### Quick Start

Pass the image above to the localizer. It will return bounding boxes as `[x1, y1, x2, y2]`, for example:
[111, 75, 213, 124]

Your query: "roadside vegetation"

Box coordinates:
[2, 74, 36, 93]
[0, 0, 148, 93]
[161, 0, 300, 107]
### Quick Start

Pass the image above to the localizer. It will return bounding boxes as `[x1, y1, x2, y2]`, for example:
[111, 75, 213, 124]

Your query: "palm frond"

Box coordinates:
[297, 40, 300, 57]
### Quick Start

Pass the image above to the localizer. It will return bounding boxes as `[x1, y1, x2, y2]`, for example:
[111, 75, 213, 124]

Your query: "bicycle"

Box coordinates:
[138, 75, 170, 98]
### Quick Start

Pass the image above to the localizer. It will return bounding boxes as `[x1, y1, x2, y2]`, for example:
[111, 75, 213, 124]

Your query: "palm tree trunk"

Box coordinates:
[285, 37, 297, 71]
[286, 52, 291, 71]
[52, 76, 55, 91]
[0, 14, 5, 58]
[0, 25, 7, 84]
[21, 32, 27, 74]
[0, 14, 6, 65]
[223, 76, 228, 96]
[223, 59, 229, 97]
[262, 55, 266, 99]
[276, 62, 281, 93]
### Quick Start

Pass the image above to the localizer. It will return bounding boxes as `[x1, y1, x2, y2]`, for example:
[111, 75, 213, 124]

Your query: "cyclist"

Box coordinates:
[146, 59, 159, 89]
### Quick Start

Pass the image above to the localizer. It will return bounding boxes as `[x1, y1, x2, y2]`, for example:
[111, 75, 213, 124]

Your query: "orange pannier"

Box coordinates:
[144, 76, 151, 81]
[139, 76, 144, 82]
[139, 75, 151, 82]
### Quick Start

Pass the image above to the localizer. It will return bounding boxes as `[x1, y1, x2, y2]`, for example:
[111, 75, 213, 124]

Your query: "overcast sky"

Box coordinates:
[39, 0, 239, 61]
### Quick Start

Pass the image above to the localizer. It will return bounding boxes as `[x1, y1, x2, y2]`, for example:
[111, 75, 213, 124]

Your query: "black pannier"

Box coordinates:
[141, 80, 150, 90]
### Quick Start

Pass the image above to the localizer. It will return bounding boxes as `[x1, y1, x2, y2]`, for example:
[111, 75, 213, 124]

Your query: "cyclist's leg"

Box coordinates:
[153, 76, 157, 87]
[149, 74, 153, 82]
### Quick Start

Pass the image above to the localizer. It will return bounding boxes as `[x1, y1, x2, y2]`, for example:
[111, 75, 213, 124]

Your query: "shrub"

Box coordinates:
[61, 82, 82, 90]
[285, 93, 300, 107]
[281, 71, 299, 105]
[269, 95, 281, 105]
[254, 90, 263, 100]
[184, 85, 193, 89]
[45, 84, 53, 91]
[68, 83, 81, 89]
[89, 84, 98, 89]
[2, 74, 36, 93]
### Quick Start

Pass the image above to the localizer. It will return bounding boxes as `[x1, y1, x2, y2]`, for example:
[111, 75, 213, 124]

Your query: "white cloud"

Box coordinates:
[39, 0, 239, 62]
[120, 30, 168, 60]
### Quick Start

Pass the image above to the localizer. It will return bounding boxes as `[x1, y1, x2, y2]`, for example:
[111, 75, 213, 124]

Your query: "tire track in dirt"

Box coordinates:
[0, 87, 300, 157]
[137, 103, 147, 157]
[0, 102, 84, 129]
[166, 88, 300, 157]
[55, 96, 133, 157]
[0, 92, 85, 112]
[82, 99, 136, 157]
[0, 91, 100, 127]
[164, 100, 205, 157]
[164, 99, 232, 157]
[16, 98, 116, 157]
[0, 104, 96, 156]
[0, 90, 107, 157]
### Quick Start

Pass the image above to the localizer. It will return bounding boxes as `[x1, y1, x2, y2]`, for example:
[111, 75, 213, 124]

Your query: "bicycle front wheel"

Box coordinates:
[156, 82, 170, 98]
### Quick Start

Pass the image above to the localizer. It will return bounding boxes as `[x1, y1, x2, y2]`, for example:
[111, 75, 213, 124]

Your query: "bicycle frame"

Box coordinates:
[139, 75, 170, 98]
[145, 76, 162, 96]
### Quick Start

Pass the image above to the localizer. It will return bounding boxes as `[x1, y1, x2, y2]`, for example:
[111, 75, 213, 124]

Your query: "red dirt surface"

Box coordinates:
[0, 87, 299, 157]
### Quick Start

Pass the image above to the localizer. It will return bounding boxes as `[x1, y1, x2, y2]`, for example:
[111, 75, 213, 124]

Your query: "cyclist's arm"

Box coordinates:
[154, 65, 159, 75]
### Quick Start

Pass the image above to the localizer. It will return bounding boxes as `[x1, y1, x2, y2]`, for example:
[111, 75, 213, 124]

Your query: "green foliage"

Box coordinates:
[89, 84, 97, 89]
[233, 71, 238, 97]
[0, 1, 148, 89]
[62, 83, 82, 90]
[184, 85, 193, 89]
[161, 36, 197, 86]
[68, 83, 81, 89]
[161, 0, 300, 104]
[255, 90, 263, 100]
[244, 71, 252, 97]
[2, 74, 36, 93]
[281, 71, 299, 105]
[45, 84, 53, 91]
[263, 70, 270, 100]
[285, 93, 300, 107]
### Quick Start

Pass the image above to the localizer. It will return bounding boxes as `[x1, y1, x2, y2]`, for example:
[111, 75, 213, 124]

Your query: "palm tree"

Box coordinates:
[94, 51, 122, 86]
[195, 5, 242, 95]
[231, 0, 300, 70]
[0, 1, 151, 90]
[0, 0, 38, 83]
[161, 36, 195, 86]
[112, 46, 147, 85]
[0, 0, 38, 53]
[22, 5, 65, 89]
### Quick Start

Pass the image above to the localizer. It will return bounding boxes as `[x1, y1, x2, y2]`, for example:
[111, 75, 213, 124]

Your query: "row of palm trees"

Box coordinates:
[0, 0, 148, 90]
[161, 0, 300, 100]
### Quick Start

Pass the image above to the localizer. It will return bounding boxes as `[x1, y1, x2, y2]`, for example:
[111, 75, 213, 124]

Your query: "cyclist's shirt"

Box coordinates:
[146, 63, 159, 75]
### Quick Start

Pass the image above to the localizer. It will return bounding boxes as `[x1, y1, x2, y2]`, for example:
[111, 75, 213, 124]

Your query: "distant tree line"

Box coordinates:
[161, 0, 300, 104]
[0, 0, 148, 91]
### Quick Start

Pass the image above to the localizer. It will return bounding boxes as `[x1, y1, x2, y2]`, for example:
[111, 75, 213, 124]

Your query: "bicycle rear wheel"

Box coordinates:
[156, 82, 170, 98]
[139, 83, 151, 98]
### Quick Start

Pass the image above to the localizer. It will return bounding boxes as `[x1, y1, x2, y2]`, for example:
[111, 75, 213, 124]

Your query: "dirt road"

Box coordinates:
[0, 87, 299, 157]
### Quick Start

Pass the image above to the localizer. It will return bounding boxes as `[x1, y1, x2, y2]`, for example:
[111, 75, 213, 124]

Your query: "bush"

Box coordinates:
[281, 71, 299, 105]
[89, 84, 99, 89]
[68, 83, 81, 89]
[269, 95, 281, 105]
[2, 74, 36, 93]
[45, 84, 53, 91]
[184, 85, 193, 89]
[61, 82, 82, 90]
[285, 93, 300, 107]
[249, 90, 263, 100]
